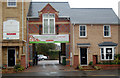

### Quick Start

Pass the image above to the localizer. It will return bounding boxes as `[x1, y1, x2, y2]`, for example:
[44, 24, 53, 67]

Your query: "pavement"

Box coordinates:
[1, 60, 120, 78]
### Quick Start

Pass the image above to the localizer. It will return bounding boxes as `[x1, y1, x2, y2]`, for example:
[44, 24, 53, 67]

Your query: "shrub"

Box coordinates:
[98, 62, 102, 64]
[94, 66, 101, 70]
[14, 64, 24, 72]
[114, 54, 120, 64]
[89, 61, 93, 65]
[78, 66, 83, 70]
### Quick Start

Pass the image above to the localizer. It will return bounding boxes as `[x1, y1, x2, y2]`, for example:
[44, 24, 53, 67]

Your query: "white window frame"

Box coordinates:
[42, 13, 55, 35]
[103, 25, 111, 37]
[7, 0, 17, 7]
[100, 46, 115, 60]
[79, 25, 87, 37]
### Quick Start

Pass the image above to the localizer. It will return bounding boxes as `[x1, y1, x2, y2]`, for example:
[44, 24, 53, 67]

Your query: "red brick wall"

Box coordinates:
[96, 64, 120, 70]
[21, 55, 26, 68]
[93, 55, 97, 65]
[73, 55, 79, 68]
[29, 24, 40, 34]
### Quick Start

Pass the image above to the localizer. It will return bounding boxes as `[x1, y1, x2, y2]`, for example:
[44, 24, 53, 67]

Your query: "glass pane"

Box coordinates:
[106, 54, 109, 59]
[49, 14, 55, 18]
[104, 26, 106, 30]
[80, 31, 82, 36]
[106, 26, 109, 30]
[83, 26, 85, 30]
[43, 14, 48, 18]
[83, 31, 85, 36]
[44, 19, 48, 34]
[50, 19, 54, 34]
[101, 48, 103, 53]
[102, 54, 104, 59]
[80, 26, 82, 30]
[109, 54, 112, 59]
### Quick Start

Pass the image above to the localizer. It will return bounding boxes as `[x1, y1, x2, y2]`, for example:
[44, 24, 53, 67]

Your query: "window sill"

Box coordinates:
[103, 37, 112, 39]
[79, 37, 88, 39]
[101, 59, 114, 61]
[6, 6, 17, 9]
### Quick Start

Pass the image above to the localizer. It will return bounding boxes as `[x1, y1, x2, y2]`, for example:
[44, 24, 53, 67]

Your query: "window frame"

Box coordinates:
[7, 0, 17, 7]
[103, 25, 111, 37]
[100, 47, 115, 60]
[42, 13, 55, 35]
[79, 25, 87, 37]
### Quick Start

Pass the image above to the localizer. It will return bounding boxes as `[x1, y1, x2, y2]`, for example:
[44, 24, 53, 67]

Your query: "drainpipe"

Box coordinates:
[73, 22, 75, 65]
[22, 0, 24, 41]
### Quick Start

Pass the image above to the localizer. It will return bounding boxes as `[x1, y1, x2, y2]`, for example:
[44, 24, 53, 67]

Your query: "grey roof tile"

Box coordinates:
[98, 42, 117, 46]
[27, 2, 119, 24]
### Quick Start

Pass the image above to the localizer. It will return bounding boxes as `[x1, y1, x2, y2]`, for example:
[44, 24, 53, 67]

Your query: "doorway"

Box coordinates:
[8, 48, 15, 67]
[80, 48, 88, 65]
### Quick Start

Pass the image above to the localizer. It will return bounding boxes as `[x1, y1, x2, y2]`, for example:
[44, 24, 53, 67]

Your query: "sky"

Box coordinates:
[32, 0, 120, 15]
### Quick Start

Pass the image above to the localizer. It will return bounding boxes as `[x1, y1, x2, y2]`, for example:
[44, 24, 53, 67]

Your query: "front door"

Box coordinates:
[80, 48, 87, 65]
[8, 48, 15, 67]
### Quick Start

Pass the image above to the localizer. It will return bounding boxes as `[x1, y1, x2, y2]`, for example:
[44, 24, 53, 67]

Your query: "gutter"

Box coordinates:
[73, 22, 75, 65]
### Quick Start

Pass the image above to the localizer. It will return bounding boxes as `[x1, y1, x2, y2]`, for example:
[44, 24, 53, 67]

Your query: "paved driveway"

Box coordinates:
[24, 60, 74, 72]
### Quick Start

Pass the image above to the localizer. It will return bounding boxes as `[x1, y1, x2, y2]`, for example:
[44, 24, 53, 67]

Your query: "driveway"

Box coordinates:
[23, 60, 75, 72]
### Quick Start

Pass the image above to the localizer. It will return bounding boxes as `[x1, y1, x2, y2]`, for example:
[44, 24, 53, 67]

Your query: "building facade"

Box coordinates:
[27, 2, 119, 67]
[1, 1, 119, 68]
[1, 0, 31, 68]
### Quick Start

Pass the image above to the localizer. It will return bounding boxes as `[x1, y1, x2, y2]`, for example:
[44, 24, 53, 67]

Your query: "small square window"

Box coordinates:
[7, 0, 17, 7]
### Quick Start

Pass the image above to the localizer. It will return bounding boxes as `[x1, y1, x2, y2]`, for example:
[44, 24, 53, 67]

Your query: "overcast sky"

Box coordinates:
[32, 0, 120, 15]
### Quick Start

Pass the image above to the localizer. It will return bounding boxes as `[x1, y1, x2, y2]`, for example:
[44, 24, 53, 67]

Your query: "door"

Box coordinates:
[80, 48, 87, 65]
[8, 49, 15, 67]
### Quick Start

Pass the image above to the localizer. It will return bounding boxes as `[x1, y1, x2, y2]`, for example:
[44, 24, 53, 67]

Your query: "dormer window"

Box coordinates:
[7, 0, 17, 7]
[43, 13, 55, 34]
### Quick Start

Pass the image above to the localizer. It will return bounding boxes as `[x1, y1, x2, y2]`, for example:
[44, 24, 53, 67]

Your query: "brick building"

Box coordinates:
[0, 1, 119, 68]
[1, 0, 31, 68]
[27, 2, 119, 67]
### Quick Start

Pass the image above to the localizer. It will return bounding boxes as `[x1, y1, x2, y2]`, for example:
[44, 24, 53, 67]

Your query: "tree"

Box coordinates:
[36, 43, 56, 56]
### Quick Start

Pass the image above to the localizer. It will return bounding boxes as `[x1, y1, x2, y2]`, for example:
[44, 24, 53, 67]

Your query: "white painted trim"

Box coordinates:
[79, 48, 88, 66]
[7, 0, 17, 7]
[7, 47, 16, 67]
[103, 25, 111, 37]
[100, 46, 115, 61]
[42, 13, 55, 35]
[79, 25, 87, 38]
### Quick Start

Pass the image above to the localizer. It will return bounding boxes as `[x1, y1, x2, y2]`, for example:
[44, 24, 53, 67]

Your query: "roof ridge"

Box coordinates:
[71, 8, 112, 9]
[31, 2, 69, 3]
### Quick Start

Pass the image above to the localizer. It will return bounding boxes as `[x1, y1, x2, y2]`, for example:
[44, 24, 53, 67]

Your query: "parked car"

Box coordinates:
[37, 55, 47, 61]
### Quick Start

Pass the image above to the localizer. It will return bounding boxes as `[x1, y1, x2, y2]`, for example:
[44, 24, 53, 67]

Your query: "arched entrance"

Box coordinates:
[27, 3, 71, 67]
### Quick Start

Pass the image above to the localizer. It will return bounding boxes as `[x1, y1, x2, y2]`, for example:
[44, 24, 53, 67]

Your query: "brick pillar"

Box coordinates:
[21, 54, 26, 68]
[73, 55, 79, 68]
[19, 46, 22, 60]
[93, 55, 97, 65]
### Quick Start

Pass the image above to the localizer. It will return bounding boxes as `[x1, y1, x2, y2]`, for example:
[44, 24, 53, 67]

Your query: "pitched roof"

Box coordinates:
[98, 42, 117, 46]
[27, 2, 119, 24]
